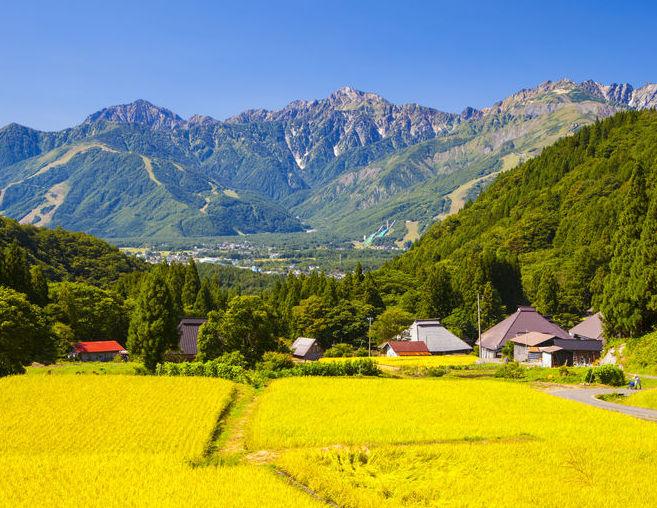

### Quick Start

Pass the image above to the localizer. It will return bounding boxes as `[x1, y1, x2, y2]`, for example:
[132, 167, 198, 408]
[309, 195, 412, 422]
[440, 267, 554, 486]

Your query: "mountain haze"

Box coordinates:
[0, 79, 656, 241]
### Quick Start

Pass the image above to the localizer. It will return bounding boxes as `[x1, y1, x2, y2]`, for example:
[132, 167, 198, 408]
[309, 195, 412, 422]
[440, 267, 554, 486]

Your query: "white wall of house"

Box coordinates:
[542, 352, 552, 368]
[387, 348, 399, 357]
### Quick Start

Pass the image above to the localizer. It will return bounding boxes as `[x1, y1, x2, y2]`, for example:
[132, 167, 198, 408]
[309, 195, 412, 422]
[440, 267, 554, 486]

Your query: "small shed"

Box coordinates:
[291, 337, 324, 361]
[177, 318, 208, 361]
[72, 341, 126, 362]
[398, 319, 472, 355]
[380, 341, 431, 357]
[511, 332, 558, 362]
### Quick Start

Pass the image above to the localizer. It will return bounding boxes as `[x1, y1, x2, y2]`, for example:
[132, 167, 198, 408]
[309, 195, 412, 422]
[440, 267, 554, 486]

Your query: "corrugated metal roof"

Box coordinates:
[569, 312, 605, 340]
[479, 307, 571, 351]
[177, 318, 207, 356]
[382, 341, 431, 354]
[415, 323, 473, 353]
[540, 339, 603, 354]
[292, 337, 318, 357]
[73, 341, 124, 353]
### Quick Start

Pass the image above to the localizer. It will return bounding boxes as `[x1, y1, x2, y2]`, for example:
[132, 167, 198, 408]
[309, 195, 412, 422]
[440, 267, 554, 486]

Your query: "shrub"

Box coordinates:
[324, 343, 355, 358]
[494, 362, 525, 379]
[354, 347, 369, 357]
[258, 352, 294, 371]
[583, 365, 625, 386]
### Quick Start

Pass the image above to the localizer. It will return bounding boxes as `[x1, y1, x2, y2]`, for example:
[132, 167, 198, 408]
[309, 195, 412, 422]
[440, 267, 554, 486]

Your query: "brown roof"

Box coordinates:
[569, 312, 604, 341]
[479, 307, 571, 351]
[382, 341, 431, 355]
[177, 318, 207, 356]
[291, 337, 322, 357]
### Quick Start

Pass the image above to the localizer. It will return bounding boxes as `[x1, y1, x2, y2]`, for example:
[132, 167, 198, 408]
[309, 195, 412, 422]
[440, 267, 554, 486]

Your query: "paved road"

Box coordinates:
[550, 388, 657, 422]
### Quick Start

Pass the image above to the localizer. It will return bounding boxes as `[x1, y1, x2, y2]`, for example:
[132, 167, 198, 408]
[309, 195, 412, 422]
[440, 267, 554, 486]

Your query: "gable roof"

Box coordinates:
[511, 332, 557, 347]
[413, 321, 473, 353]
[382, 341, 432, 356]
[73, 341, 125, 353]
[569, 312, 604, 341]
[291, 337, 320, 357]
[479, 307, 571, 351]
[177, 318, 207, 356]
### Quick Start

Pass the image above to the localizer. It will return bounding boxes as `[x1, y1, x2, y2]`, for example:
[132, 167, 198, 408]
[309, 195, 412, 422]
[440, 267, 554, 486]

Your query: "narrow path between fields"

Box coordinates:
[549, 388, 657, 422]
[206, 384, 340, 507]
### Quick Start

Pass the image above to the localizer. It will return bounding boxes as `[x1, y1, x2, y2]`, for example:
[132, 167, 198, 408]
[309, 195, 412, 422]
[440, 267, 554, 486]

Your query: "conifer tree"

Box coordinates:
[4, 240, 31, 295]
[181, 259, 200, 311]
[127, 272, 179, 371]
[535, 269, 560, 317]
[193, 278, 212, 315]
[602, 162, 648, 335]
[29, 265, 49, 306]
[419, 264, 454, 319]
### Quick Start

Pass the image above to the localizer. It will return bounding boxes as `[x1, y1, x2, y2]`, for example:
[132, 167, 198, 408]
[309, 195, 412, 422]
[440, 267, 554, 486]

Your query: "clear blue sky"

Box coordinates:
[2, 0, 656, 131]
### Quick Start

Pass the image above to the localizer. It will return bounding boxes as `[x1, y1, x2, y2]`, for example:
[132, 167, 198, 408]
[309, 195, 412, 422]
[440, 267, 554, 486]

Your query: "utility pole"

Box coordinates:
[367, 317, 373, 357]
[477, 294, 482, 359]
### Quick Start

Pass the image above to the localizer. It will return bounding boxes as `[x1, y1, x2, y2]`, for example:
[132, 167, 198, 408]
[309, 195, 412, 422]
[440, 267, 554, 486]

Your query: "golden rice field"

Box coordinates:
[320, 354, 478, 367]
[622, 388, 657, 409]
[248, 378, 657, 507]
[0, 376, 320, 507]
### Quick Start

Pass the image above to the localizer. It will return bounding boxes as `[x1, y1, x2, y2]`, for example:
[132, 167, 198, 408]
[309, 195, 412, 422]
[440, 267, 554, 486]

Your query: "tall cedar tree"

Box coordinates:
[127, 272, 179, 371]
[181, 259, 200, 311]
[4, 240, 32, 296]
[602, 163, 648, 336]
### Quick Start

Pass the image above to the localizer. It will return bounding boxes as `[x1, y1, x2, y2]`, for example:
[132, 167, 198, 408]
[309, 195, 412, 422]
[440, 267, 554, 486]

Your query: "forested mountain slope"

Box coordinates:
[1, 81, 656, 241]
[0, 216, 144, 285]
[379, 110, 657, 337]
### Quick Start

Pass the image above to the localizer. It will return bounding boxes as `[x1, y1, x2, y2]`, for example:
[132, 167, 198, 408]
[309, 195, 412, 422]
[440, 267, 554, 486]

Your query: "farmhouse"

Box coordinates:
[380, 340, 432, 357]
[511, 332, 602, 367]
[569, 311, 605, 344]
[478, 306, 571, 359]
[72, 341, 126, 362]
[291, 337, 324, 361]
[398, 319, 472, 355]
[177, 318, 208, 360]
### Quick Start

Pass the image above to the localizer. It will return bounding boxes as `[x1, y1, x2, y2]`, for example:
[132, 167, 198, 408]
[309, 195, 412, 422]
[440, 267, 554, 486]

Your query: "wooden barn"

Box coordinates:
[291, 337, 324, 361]
[71, 341, 126, 362]
[511, 331, 603, 367]
[380, 341, 431, 357]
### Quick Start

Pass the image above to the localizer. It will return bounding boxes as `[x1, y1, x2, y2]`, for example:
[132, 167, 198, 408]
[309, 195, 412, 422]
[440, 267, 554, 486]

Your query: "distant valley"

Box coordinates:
[0, 79, 655, 244]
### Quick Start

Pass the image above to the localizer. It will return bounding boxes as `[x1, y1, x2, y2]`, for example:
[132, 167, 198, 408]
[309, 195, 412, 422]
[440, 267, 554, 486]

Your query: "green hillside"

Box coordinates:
[379, 110, 657, 337]
[0, 215, 144, 286]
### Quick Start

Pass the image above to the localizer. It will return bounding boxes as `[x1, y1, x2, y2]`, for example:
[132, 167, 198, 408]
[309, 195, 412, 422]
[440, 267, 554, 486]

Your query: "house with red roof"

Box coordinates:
[379, 341, 432, 357]
[71, 341, 127, 362]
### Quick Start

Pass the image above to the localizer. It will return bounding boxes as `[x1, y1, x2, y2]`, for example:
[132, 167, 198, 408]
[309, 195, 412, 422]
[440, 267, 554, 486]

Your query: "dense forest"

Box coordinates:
[377, 110, 657, 337]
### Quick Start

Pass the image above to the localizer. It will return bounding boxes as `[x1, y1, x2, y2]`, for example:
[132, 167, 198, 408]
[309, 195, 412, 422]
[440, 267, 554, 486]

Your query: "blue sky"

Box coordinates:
[2, 0, 656, 131]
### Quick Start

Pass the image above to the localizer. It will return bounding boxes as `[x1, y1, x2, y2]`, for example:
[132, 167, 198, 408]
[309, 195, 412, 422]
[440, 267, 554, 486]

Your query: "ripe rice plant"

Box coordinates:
[0, 376, 320, 507]
[320, 354, 478, 367]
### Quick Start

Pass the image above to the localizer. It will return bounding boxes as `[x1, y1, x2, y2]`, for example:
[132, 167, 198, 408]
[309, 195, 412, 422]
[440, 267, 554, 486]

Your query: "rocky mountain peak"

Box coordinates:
[84, 99, 185, 130]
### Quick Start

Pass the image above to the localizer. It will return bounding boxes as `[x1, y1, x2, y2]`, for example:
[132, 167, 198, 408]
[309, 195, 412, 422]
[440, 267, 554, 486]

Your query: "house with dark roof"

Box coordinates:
[71, 341, 126, 362]
[478, 306, 571, 359]
[569, 312, 605, 344]
[397, 319, 472, 355]
[177, 318, 208, 360]
[511, 332, 602, 366]
[380, 340, 432, 357]
[291, 337, 324, 361]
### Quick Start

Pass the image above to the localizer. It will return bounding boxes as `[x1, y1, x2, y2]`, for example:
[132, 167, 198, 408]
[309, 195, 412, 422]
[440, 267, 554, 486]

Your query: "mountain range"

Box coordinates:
[0, 79, 656, 242]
